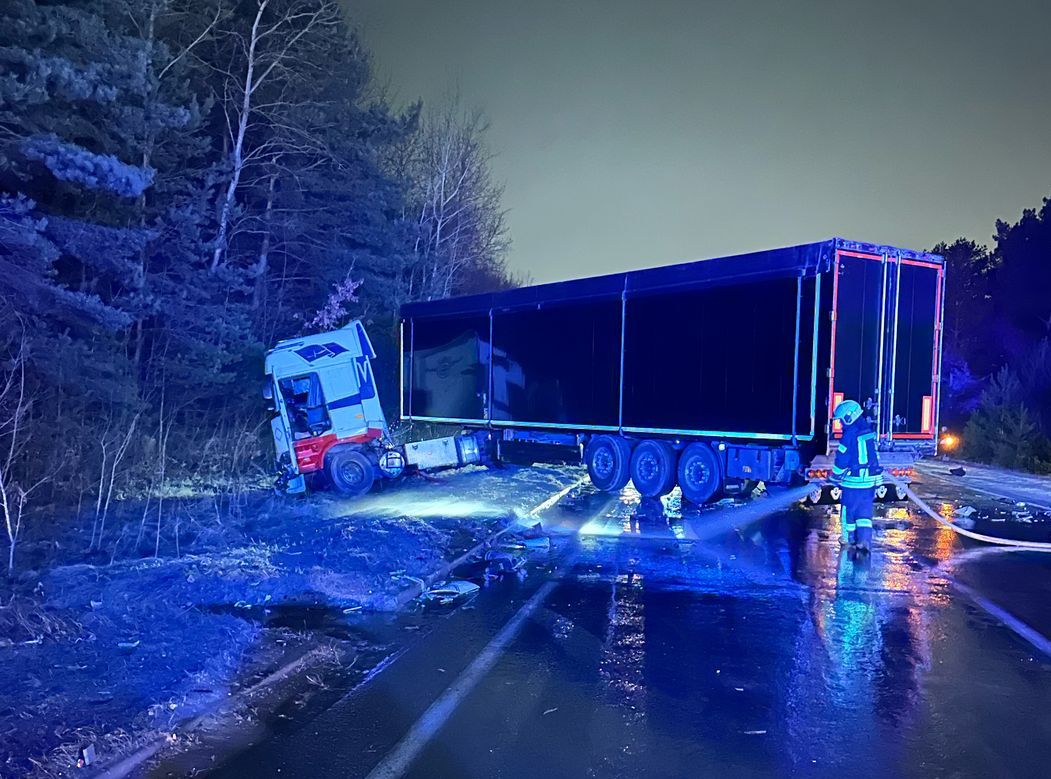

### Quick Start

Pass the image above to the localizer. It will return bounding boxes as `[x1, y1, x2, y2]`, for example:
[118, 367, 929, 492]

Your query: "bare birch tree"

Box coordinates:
[397, 101, 511, 303]
[209, 0, 340, 272]
[0, 326, 53, 575]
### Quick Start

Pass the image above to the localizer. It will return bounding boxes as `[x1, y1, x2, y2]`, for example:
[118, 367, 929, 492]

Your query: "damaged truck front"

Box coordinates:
[267, 238, 945, 504]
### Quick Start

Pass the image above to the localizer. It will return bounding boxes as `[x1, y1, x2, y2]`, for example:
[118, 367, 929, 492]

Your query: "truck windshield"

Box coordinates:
[278, 373, 331, 437]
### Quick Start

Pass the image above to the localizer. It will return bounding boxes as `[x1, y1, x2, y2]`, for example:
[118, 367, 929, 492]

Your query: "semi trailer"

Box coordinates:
[266, 238, 945, 504]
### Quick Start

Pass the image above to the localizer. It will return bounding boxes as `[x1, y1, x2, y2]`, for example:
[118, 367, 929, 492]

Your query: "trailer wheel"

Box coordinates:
[325, 447, 376, 497]
[677, 443, 722, 505]
[585, 435, 632, 492]
[630, 440, 677, 498]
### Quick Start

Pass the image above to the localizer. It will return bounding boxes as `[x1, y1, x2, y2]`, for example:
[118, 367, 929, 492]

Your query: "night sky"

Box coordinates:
[349, 0, 1051, 284]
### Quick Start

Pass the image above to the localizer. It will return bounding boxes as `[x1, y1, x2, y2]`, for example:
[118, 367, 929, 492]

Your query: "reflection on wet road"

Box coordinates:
[199, 478, 1051, 779]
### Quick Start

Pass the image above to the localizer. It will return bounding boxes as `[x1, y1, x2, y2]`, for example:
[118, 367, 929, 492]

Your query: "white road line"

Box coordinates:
[919, 467, 1051, 511]
[950, 578, 1051, 659]
[365, 477, 586, 779]
[365, 580, 558, 779]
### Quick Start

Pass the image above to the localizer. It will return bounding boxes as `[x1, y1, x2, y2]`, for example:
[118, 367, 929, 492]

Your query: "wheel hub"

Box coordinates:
[637, 452, 659, 481]
[684, 457, 710, 488]
[593, 446, 615, 479]
[339, 459, 365, 485]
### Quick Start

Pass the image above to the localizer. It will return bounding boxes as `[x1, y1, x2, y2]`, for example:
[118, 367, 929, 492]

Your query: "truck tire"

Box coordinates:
[325, 447, 376, 497]
[630, 440, 677, 498]
[677, 442, 722, 505]
[585, 435, 632, 492]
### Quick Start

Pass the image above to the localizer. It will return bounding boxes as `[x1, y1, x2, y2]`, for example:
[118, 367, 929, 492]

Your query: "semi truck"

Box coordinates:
[265, 238, 945, 504]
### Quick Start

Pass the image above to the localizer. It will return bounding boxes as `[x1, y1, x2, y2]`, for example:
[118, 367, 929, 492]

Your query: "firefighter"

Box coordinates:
[830, 399, 882, 553]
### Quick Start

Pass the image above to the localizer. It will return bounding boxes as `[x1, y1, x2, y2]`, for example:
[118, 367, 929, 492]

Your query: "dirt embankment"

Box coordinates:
[0, 465, 580, 778]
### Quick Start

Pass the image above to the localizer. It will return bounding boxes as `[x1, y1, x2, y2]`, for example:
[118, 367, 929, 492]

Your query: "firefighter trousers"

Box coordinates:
[840, 486, 875, 548]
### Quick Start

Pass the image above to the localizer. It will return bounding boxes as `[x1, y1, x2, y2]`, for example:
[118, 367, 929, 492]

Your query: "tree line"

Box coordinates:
[0, 0, 514, 568]
[936, 198, 1051, 472]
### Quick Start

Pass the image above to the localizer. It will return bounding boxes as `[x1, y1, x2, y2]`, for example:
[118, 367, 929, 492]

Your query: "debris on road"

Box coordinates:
[950, 467, 967, 477]
[421, 580, 481, 606]
[484, 550, 525, 578]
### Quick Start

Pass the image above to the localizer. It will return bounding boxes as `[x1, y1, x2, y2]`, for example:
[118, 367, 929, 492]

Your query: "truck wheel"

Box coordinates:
[677, 443, 722, 505]
[585, 435, 632, 492]
[630, 440, 677, 498]
[325, 447, 376, 497]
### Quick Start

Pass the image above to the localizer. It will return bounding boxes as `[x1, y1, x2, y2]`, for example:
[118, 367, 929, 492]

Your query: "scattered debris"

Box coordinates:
[117, 640, 140, 652]
[77, 744, 96, 768]
[484, 550, 524, 578]
[743, 730, 767, 735]
[543, 707, 558, 715]
[517, 521, 547, 539]
[954, 505, 978, 529]
[949, 467, 966, 476]
[421, 580, 480, 606]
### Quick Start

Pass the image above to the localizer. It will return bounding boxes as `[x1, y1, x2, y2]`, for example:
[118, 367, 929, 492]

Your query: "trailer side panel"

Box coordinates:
[408, 313, 489, 422]
[491, 298, 622, 428]
[622, 275, 805, 439]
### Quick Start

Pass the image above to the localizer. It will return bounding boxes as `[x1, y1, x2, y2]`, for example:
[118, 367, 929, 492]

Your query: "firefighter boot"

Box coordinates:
[855, 520, 873, 553]
[839, 505, 855, 546]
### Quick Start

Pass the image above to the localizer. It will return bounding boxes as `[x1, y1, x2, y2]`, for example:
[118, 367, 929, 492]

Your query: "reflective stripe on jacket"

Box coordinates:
[832, 418, 883, 489]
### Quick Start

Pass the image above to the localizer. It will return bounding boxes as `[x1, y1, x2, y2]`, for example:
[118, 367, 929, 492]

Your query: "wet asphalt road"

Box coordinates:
[168, 469, 1051, 779]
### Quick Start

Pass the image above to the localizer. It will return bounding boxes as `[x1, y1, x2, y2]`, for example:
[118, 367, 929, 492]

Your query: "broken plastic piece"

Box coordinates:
[77, 744, 96, 768]
[422, 580, 480, 605]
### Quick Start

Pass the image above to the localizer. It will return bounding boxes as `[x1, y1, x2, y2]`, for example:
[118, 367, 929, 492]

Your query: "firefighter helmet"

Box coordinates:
[833, 398, 864, 426]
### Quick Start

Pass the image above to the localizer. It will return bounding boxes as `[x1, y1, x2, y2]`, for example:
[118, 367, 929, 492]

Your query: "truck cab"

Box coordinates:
[264, 322, 389, 494]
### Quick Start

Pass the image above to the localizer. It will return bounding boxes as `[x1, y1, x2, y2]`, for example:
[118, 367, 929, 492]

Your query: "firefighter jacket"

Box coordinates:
[832, 417, 883, 489]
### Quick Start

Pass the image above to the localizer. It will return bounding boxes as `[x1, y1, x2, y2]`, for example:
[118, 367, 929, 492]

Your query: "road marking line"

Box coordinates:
[365, 579, 559, 779]
[918, 467, 1051, 511]
[950, 578, 1051, 659]
[365, 477, 586, 779]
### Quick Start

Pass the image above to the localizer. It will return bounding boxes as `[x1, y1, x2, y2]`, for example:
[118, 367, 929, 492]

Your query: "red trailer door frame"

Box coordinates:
[828, 249, 944, 451]
[827, 249, 889, 445]
[885, 257, 944, 442]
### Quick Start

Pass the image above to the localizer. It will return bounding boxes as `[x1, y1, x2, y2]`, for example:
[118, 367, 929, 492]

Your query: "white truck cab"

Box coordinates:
[265, 321, 484, 495]
[264, 322, 392, 494]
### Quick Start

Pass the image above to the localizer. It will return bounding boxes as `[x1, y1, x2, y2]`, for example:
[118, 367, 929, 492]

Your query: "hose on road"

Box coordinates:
[882, 474, 1051, 552]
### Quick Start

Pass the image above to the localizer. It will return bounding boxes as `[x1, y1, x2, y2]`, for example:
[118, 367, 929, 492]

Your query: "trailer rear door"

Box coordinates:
[828, 248, 944, 449]
[829, 250, 888, 437]
[886, 258, 944, 442]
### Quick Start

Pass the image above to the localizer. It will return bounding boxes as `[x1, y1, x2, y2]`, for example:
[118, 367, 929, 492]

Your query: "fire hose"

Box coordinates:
[880, 473, 1051, 552]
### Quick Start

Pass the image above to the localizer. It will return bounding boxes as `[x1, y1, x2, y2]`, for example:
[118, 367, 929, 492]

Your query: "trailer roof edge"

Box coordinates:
[400, 238, 941, 319]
